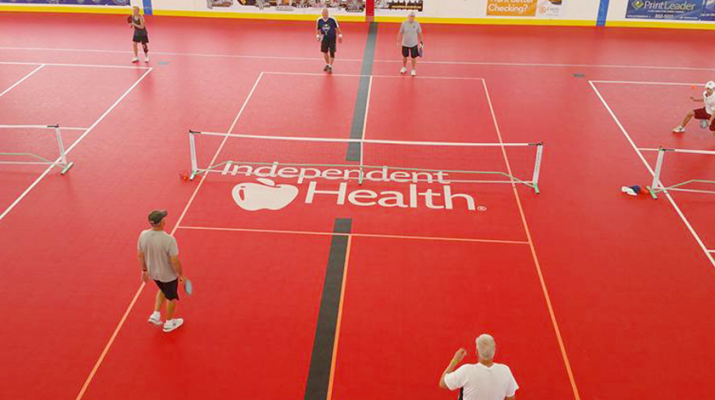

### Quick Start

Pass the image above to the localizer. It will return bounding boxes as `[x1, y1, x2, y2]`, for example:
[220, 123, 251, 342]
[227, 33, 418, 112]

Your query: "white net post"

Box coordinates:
[531, 142, 544, 194]
[189, 130, 199, 180]
[648, 147, 666, 199]
[51, 125, 72, 175]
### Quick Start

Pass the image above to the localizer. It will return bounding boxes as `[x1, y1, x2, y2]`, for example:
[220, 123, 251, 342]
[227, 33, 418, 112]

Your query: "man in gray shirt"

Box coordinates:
[138, 210, 185, 333]
[397, 11, 424, 76]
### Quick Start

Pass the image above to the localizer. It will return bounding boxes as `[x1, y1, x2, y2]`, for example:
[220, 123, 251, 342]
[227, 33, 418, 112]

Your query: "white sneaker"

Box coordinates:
[144, 55, 150, 63]
[131, 57, 139, 63]
[148, 312, 162, 326]
[411, 70, 416, 77]
[621, 186, 637, 196]
[163, 318, 184, 333]
[673, 126, 685, 133]
[400, 67, 407, 74]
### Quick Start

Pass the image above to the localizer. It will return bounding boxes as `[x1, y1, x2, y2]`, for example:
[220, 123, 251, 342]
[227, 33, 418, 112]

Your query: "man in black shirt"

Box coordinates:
[316, 8, 343, 73]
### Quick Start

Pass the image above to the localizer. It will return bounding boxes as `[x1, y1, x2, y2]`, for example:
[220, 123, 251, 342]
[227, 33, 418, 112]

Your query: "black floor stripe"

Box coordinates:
[303, 218, 352, 400]
[347, 22, 378, 162]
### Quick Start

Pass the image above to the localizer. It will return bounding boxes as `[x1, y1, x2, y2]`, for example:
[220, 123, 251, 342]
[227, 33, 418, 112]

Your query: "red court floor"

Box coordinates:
[1, 13, 715, 400]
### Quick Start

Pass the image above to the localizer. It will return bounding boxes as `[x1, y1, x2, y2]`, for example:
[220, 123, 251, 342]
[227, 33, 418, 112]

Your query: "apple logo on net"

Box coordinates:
[232, 178, 299, 211]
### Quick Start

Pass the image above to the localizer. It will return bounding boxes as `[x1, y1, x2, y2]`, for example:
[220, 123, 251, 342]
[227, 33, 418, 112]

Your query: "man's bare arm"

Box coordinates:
[439, 348, 466, 389]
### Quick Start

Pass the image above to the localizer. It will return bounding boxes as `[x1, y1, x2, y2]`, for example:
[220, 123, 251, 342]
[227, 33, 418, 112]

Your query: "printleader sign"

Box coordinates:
[487, 0, 538, 16]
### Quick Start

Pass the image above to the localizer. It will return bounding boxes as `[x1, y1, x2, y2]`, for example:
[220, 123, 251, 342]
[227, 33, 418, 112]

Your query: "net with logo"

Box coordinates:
[187, 130, 544, 194]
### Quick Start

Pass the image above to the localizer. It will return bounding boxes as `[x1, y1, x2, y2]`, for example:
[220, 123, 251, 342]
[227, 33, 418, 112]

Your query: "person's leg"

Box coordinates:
[154, 289, 165, 312]
[132, 41, 139, 61]
[403, 57, 408, 68]
[166, 299, 178, 320]
[681, 110, 695, 127]
[323, 51, 330, 65]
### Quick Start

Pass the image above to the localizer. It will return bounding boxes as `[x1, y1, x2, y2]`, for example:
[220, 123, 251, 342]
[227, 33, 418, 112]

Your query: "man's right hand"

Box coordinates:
[452, 348, 467, 364]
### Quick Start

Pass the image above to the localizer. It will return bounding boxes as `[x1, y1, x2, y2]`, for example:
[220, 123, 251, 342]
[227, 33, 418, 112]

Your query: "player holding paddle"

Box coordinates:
[673, 81, 715, 134]
[317, 8, 342, 73]
[128, 6, 150, 63]
[397, 11, 423, 77]
[138, 210, 187, 333]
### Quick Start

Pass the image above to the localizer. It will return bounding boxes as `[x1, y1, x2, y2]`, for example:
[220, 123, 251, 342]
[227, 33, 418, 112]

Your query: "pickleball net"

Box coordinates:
[188, 130, 545, 193]
[0, 125, 74, 174]
[644, 147, 715, 199]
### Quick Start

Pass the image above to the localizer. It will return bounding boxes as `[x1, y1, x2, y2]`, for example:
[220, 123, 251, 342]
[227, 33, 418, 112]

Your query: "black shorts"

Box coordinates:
[693, 107, 715, 130]
[155, 279, 179, 301]
[402, 45, 419, 58]
[133, 29, 149, 44]
[321, 38, 337, 57]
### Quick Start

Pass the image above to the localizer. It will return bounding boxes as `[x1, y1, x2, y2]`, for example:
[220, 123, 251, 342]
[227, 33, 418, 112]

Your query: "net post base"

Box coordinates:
[646, 186, 659, 200]
[60, 162, 74, 175]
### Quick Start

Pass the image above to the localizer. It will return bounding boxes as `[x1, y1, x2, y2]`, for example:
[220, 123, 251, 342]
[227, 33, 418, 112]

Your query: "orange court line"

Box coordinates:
[482, 79, 582, 400]
[326, 234, 352, 400]
[175, 225, 531, 245]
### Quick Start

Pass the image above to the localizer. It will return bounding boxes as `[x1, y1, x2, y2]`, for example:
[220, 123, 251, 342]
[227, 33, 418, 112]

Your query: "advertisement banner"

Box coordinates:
[536, 0, 565, 18]
[204, 0, 364, 13]
[700, 0, 715, 20]
[375, 0, 423, 13]
[486, 0, 537, 17]
[625, 0, 703, 20]
[0, 0, 128, 4]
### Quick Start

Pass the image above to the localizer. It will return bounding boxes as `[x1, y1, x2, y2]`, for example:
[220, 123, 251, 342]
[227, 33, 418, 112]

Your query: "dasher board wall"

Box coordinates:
[2, 0, 715, 29]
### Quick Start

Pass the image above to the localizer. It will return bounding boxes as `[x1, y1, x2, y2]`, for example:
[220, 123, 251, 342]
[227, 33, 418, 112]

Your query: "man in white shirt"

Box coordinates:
[673, 80, 715, 134]
[439, 334, 519, 400]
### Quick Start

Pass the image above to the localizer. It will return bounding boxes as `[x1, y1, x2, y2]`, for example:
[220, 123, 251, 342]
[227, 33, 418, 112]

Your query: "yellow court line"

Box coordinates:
[606, 20, 715, 30]
[176, 225, 530, 245]
[0, 5, 128, 14]
[481, 79, 582, 400]
[375, 16, 595, 26]
[326, 234, 352, 400]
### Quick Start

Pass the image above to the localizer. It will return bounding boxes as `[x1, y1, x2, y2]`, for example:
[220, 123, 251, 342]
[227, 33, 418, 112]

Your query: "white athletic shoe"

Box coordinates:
[400, 67, 407, 74]
[673, 126, 685, 133]
[148, 312, 162, 326]
[131, 57, 139, 63]
[163, 318, 184, 333]
[411, 70, 417, 77]
[144, 55, 150, 63]
[621, 186, 638, 196]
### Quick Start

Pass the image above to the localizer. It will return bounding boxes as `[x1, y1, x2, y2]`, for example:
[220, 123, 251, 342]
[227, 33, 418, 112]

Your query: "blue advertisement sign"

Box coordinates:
[626, 0, 715, 20]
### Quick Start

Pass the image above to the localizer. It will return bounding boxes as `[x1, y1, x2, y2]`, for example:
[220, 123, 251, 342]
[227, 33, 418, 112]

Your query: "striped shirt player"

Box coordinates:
[316, 8, 343, 73]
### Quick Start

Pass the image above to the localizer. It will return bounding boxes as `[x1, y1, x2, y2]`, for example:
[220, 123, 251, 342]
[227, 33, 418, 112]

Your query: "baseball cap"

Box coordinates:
[148, 210, 168, 225]
[706, 81, 715, 90]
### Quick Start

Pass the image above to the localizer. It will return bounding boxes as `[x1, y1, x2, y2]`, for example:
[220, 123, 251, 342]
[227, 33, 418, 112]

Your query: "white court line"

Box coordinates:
[0, 125, 88, 131]
[482, 79, 582, 400]
[589, 80, 715, 269]
[0, 61, 151, 70]
[591, 80, 703, 86]
[0, 64, 44, 99]
[263, 71, 485, 80]
[3, 46, 715, 71]
[176, 225, 531, 245]
[73, 72, 266, 400]
[0, 68, 153, 224]
[709, 250, 715, 253]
